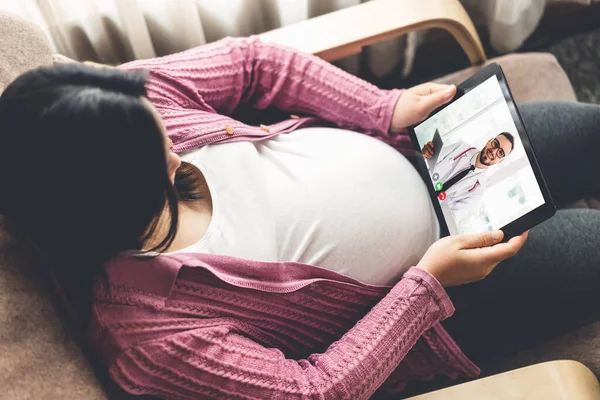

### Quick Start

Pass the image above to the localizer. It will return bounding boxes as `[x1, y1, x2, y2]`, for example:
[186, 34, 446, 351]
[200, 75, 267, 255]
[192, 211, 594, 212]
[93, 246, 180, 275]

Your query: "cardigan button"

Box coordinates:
[260, 124, 270, 133]
[225, 123, 234, 135]
[290, 114, 300, 120]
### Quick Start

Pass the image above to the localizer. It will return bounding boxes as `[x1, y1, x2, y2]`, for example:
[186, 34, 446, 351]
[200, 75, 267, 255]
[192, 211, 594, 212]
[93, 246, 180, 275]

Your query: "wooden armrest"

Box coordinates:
[258, 0, 486, 65]
[406, 360, 600, 400]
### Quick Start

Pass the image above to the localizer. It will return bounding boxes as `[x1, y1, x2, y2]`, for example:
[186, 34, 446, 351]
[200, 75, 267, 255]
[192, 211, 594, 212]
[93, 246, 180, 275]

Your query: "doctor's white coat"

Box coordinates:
[431, 140, 487, 221]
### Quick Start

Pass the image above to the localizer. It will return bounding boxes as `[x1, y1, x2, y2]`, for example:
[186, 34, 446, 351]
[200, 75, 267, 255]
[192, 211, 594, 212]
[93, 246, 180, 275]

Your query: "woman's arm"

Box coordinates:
[108, 268, 452, 399]
[120, 37, 402, 135]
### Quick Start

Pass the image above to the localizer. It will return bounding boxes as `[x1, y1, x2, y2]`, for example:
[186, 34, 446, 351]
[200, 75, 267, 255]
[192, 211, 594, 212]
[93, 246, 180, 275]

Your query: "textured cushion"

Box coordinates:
[0, 228, 106, 399]
[435, 52, 577, 103]
[0, 13, 53, 91]
[0, 12, 107, 400]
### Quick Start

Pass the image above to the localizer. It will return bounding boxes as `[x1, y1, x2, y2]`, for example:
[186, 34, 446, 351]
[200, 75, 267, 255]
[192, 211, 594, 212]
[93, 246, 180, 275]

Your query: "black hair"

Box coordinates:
[498, 132, 515, 152]
[0, 64, 186, 323]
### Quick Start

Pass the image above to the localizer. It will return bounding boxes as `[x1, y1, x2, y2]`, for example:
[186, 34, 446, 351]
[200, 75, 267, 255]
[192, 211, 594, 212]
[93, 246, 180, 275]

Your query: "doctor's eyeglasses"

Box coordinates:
[491, 138, 506, 158]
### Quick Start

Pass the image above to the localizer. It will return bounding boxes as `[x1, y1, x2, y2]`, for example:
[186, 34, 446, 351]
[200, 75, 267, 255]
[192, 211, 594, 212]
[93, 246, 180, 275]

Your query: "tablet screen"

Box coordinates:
[413, 76, 545, 235]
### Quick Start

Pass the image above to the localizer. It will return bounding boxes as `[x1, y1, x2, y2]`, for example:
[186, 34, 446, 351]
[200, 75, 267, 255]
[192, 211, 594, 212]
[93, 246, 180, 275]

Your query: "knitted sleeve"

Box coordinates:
[120, 36, 403, 136]
[109, 268, 454, 399]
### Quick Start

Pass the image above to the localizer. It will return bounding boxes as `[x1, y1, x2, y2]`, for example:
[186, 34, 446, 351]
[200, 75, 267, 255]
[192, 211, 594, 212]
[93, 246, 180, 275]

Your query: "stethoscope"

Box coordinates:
[452, 147, 477, 162]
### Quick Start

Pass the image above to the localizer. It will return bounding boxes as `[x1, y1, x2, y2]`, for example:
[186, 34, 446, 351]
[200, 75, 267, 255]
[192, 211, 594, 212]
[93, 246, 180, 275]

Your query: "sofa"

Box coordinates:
[0, 2, 599, 398]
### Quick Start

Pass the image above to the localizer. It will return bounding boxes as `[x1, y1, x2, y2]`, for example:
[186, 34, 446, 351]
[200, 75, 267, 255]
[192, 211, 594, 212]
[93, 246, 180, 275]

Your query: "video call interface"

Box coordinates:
[414, 76, 545, 235]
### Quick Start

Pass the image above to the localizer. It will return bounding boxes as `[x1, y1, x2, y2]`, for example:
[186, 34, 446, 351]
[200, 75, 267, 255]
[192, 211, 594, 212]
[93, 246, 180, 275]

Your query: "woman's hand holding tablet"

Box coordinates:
[389, 82, 457, 133]
[416, 229, 529, 287]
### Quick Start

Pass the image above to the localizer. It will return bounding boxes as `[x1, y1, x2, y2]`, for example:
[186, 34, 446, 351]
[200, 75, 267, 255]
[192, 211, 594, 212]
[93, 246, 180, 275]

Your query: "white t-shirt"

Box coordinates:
[175, 127, 439, 286]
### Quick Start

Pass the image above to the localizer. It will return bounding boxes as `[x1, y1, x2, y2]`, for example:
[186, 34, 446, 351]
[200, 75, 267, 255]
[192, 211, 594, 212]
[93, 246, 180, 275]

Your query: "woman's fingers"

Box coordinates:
[458, 230, 504, 250]
[417, 230, 527, 287]
[419, 85, 456, 116]
[480, 230, 529, 263]
[459, 230, 528, 265]
[415, 82, 455, 95]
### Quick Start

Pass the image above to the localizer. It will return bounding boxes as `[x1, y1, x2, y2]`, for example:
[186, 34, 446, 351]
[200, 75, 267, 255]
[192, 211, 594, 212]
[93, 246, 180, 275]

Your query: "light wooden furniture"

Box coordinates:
[406, 361, 600, 400]
[258, 0, 486, 65]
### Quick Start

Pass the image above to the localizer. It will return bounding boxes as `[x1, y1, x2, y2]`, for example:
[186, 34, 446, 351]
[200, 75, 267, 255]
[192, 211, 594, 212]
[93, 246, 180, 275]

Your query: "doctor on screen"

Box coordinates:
[422, 132, 515, 219]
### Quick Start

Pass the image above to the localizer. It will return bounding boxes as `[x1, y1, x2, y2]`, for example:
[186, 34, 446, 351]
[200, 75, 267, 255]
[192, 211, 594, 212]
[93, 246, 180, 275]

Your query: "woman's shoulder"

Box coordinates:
[95, 253, 184, 307]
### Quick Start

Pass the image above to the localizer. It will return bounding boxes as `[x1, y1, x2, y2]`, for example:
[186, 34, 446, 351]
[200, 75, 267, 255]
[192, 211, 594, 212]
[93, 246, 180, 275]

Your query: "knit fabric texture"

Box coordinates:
[119, 36, 411, 155]
[90, 37, 480, 399]
[91, 254, 479, 399]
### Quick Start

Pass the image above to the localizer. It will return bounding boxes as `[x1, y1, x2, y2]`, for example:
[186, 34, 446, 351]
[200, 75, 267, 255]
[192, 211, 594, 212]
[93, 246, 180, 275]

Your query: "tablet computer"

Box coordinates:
[408, 63, 555, 239]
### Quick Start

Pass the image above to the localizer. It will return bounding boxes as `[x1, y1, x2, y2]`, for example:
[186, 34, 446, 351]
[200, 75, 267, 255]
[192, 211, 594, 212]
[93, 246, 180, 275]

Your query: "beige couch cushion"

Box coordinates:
[435, 52, 577, 103]
[0, 13, 53, 91]
[0, 232, 106, 399]
[0, 12, 107, 400]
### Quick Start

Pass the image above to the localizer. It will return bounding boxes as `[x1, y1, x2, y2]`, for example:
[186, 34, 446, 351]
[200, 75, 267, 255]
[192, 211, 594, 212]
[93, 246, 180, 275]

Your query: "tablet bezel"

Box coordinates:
[407, 63, 556, 238]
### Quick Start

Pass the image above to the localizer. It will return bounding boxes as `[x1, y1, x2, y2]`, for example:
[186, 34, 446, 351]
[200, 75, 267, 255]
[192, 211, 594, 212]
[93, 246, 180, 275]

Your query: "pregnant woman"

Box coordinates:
[0, 37, 599, 399]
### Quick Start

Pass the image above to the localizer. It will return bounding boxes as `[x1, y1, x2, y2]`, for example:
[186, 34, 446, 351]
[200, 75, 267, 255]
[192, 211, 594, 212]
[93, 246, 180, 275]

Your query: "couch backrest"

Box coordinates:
[0, 12, 107, 400]
[0, 12, 53, 92]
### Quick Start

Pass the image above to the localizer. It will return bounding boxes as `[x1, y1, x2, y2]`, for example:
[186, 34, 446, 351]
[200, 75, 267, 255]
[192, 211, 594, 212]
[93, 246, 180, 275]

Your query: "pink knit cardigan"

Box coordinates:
[90, 37, 479, 399]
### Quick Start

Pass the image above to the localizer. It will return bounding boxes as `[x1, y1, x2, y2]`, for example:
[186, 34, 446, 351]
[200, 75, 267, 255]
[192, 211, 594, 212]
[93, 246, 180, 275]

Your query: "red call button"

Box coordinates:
[438, 191, 447, 201]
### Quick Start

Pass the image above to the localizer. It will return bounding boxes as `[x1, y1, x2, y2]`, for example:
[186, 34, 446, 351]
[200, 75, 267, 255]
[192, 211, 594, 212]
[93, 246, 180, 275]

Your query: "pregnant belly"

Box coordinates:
[266, 128, 439, 286]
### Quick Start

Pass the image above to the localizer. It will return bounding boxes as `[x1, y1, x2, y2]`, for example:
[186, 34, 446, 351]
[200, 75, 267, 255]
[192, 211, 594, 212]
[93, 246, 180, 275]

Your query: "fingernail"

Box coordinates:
[447, 85, 455, 92]
[492, 230, 503, 240]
